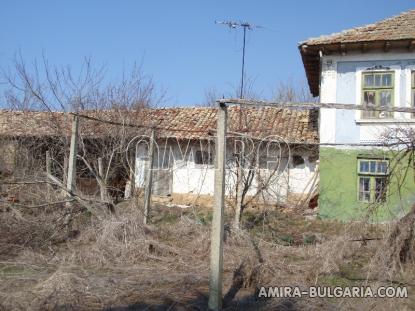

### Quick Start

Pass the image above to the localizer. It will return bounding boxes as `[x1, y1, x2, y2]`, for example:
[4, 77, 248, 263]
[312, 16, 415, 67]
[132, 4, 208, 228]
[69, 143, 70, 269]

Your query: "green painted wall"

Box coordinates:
[319, 147, 415, 221]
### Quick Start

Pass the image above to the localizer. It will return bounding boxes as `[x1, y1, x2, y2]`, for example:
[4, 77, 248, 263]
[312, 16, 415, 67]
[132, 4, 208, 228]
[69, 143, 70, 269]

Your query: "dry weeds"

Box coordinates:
[0, 201, 414, 310]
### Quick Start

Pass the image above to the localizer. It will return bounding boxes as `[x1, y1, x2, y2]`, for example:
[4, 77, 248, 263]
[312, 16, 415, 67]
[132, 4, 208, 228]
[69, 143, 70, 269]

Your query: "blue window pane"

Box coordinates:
[364, 74, 374, 87]
[370, 161, 376, 173]
[360, 161, 369, 172]
[382, 74, 392, 87]
[377, 162, 387, 173]
[375, 75, 381, 87]
[359, 177, 371, 202]
[380, 91, 392, 107]
[360, 177, 370, 191]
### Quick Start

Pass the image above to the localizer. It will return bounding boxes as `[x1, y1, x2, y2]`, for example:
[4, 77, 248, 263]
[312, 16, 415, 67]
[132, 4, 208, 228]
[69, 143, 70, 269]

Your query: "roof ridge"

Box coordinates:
[0, 106, 319, 143]
[300, 9, 415, 46]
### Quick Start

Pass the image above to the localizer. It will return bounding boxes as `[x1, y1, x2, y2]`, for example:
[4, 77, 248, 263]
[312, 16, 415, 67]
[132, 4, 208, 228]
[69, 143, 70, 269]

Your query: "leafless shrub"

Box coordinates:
[0, 200, 411, 310]
[272, 80, 318, 103]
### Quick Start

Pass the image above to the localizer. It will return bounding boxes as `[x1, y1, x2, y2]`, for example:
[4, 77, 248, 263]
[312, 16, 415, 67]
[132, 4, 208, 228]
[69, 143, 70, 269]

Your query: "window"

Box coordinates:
[357, 159, 389, 203]
[292, 155, 305, 167]
[361, 72, 394, 119]
[155, 148, 172, 169]
[194, 150, 214, 165]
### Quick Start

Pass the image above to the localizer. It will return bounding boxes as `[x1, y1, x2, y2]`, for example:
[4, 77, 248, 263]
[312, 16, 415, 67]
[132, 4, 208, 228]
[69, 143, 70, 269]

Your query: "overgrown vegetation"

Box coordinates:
[1, 199, 414, 310]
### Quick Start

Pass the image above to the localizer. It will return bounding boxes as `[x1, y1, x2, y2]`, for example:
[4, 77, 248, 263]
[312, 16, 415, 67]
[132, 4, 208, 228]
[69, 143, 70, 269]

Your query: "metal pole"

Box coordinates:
[208, 103, 227, 311]
[240, 25, 246, 99]
[143, 128, 155, 225]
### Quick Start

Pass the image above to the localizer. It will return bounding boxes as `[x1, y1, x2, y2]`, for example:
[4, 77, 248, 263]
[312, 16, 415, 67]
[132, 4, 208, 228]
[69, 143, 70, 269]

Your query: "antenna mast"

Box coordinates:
[215, 21, 262, 99]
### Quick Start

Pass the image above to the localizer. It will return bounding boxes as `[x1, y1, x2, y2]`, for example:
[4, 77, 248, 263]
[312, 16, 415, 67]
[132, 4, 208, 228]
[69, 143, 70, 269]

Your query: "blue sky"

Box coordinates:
[0, 1, 414, 107]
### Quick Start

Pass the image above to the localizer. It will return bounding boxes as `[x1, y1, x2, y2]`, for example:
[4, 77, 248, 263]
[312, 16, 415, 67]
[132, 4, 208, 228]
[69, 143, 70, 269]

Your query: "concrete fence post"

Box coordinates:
[208, 103, 227, 311]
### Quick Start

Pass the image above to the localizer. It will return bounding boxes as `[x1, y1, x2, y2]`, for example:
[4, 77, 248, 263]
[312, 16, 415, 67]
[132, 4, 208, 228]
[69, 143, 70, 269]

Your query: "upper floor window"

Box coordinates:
[361, 72, 394, 119]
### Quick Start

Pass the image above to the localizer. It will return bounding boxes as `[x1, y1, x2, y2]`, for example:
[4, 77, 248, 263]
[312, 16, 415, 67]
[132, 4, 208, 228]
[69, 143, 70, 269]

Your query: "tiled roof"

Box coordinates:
[299, 9, 415, 97]
[301, 9, 415, 46]
[0, 107, 319, 144]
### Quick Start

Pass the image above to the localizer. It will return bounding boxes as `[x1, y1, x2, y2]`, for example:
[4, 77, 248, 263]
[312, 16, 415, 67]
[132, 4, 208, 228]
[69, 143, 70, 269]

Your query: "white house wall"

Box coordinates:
[288, 154, 318, 194]
[320, 53, 415, 145]
[172, 159, 215, 195]
[134, 141, 317, 202]
[320, 58, 337, 144]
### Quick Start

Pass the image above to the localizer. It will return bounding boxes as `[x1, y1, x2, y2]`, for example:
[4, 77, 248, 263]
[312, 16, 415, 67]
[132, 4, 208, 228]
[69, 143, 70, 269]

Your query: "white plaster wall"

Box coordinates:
[256, 168, 289, 202]
[134, 141, 318, 201]
[288, 155, 318, 194]
[135, 144, 147, 188]
[320, 52, 415, 146]
[320, 57, 337, 144]
[172, 162, 215, 195]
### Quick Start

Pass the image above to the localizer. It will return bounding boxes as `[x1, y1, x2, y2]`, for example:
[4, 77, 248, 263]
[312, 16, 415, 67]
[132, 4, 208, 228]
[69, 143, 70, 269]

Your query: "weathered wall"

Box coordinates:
[320, 53, 415, 145]
[319, 147, 415, 221]
[135, 140, 318, 202]
[0, 139, 17, 176]
[318, 52, 415, 220]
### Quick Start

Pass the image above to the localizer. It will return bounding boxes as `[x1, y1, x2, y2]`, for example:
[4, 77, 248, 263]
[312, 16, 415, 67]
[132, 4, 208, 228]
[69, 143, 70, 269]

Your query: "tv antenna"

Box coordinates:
[215, 21, 263, 99]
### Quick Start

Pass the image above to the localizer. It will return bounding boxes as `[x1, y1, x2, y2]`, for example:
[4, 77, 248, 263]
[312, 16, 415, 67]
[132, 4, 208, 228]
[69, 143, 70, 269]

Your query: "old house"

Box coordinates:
[0, 109, 140, 198]
[134, 106, 319, 204]
[299, 9, 415, 220]
[0, 106, 319, 205]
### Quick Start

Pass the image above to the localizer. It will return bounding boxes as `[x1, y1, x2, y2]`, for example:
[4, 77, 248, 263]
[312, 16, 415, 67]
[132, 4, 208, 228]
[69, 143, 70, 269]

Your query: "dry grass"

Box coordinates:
[0, 201, 414, 310]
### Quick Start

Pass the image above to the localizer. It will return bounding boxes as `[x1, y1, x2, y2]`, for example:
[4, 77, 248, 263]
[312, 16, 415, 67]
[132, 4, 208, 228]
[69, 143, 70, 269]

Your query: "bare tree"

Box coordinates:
[201, 76, 261, 107]
[367, 127, 415, 270]
[0, 55, 164, 218]
[228, 79, 317, 229]
[272, 80, 317, 103]
[227, 132, 313, 229]
[3, 54, 164, 111]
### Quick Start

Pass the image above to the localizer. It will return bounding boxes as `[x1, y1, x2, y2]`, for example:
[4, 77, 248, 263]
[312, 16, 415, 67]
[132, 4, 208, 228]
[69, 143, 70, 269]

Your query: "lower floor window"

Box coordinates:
[358, 158, 388, 203]
[194, 150, 214, 165]
[374, 177, 387, 202]
[358, 176, 388, 203]
[359, 177, 371, 202]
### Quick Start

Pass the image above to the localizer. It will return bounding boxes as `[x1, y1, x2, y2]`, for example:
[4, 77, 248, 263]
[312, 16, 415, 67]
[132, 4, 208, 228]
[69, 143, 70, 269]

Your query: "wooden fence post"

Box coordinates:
[234, 137, 245, 229]
[208, 103, 227, 311]
[61, 154, 68, 198]
[98, 157, 108, 202]
[64, 115, 79, 230]
[143, 128, 155, 224]
[66, 115, 79, 194]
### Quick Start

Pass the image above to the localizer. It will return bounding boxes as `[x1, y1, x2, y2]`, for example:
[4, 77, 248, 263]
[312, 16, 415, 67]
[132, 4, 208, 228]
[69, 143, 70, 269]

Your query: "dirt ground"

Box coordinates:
[0, 199, 414, 311]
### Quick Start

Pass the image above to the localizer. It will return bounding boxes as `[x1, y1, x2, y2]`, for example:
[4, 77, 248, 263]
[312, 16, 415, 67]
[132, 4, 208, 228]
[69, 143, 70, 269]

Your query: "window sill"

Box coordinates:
[192, 164, 214, 169]
[356, 119, 415, 124]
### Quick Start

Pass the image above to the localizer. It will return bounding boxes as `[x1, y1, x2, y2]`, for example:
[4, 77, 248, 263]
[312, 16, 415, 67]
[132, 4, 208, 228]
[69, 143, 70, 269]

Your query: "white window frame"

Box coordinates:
[357, 158, 389, 203]
[405, 65, 415, 118]
[355, 65, 401, 122]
